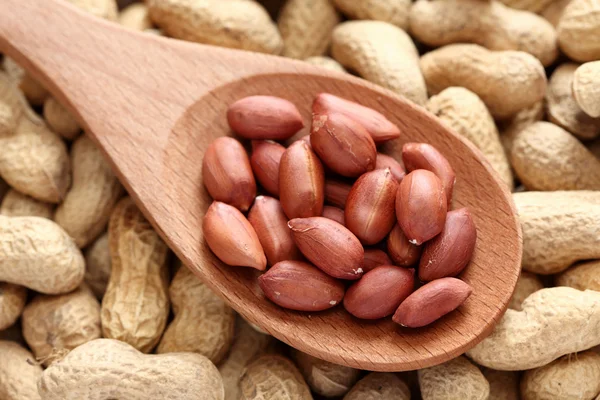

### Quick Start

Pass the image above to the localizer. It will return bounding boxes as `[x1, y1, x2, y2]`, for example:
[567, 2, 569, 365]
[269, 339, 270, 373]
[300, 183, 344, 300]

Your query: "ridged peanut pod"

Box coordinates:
[410, 0, 558, 66]
[240, 355, 312, 400]
[573, 61, 600, 119]
[515, 191, 600, 274]
[0, 282, 27, 330]
[521, 351, 600, 400]
[147, 0, 283, 54]
[418, 356, 490, 400]
[497, 0, 556, 13]
[0, 189, 53, 218]
[157, 266, 235, 365]
[54, 135, 124, 248]
[546, 63, 600, 140]
[511, 122, 600, 191]
[508, 271, 544, 310]
[499, 100, 544, 157]
[427, 87, 513, 188]
[278, 0, 340, 59]
[292, 349, 361, 398]
[219, 318, 274, 400]
[43, 97, 81, 141]
[66, 0, 118, 20]
[556, 260, 600, 291]
[304, 56, 346, 73]
[2, 57, 49, 107]
[332, 0, 411, 30]
[22, 284, 101, 366]
[420, 44, 547, 119]
[467, 287, 600, 370]
[557, 0, 600, 61]
[344, 372, 411, 400]
[480, 368, 520, 400]
[541, 0, 572, 27]
[0, 340, 43, 400]
[0, 72, 71, 203]
[0, 215, 85, 294]
[119, 3, 152, 31]
[331, 21, 427, 105]
[38, 339, 224, 400]
[101, 197, 170, 353]
[84, 232, 111, 298]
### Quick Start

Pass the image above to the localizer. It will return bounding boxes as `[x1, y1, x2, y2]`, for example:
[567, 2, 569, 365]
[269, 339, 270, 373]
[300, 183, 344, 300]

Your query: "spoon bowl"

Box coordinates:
[0, 0, 522, 371]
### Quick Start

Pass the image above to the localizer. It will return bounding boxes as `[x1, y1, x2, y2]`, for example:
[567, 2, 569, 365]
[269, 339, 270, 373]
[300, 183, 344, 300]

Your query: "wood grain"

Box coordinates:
[0, 0, 522, 371]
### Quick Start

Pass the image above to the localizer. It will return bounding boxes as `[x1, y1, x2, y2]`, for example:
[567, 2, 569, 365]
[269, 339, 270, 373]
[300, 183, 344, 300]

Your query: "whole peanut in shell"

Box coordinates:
[509, 271, 544, 310]
[0, 189, 53, 218]
[202, 137, 256, 212]
[0, 340, 43, 400]
[556, 260, 600, 291]
[419, 356, 490, 400]
[344, 372, 411, 400]
[83, 232, 111, 298]
[0, 282, 27, 330]
[240, 355, 312, 400]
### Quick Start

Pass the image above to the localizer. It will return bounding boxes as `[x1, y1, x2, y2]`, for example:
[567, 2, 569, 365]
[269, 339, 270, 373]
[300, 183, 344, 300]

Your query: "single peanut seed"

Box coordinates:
[258, 260, 345, 311]
[344, 265, 415, 319]
[227, 95, 304, 140]
[248, 196, 301, 267]
[396, 169, 447, 245]
[375, 153, 406, 182]
[311, 112, 377, 177]
[386, 224, 422, 267]
[312, 93, 401, 144]
[393, 277, 472, 328]
[202, 201, 266, 270]
[419, 208, 477, 281]
[345, 168, 398, 245]
[279, 140, 325, 219]
[363, 248, 393, 273]
[202, 137, 256, 212]
[402, 142, 455, 206]
[250, 140, 285, 196]
[324, 178, 353, 208]
[322, 205, 345, 225]
[288, 216, 364, 280]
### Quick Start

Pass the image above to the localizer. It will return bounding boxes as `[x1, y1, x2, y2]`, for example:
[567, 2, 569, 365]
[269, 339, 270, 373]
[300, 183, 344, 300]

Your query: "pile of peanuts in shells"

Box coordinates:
[1, 0, 600, 398]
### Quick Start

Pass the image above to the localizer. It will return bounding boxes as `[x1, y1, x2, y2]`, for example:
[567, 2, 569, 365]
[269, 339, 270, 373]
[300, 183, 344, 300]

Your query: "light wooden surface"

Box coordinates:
[0, 0, 522, 371]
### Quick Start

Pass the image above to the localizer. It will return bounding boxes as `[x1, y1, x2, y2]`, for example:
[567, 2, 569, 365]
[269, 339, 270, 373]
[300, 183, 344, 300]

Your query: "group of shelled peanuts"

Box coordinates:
[0, 0, 599, 399]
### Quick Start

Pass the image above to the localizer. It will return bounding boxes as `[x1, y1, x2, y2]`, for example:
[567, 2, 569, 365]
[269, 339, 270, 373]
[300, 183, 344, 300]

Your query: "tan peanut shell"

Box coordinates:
[419, 356, 490, 400]
[240, 355, 312, 400]
[515, 191, 600, 274]
[22, 284, 101, 366]
[0, 340, 43, 400]
[219, 318, 274, 400]
[0, 72, 71, 203]
[557, 0, 600, 61]
[420, 44, 547, 119]
[332, 0, 411, 29]
[54, 135, 124, 248]
[119, 3, 152, 31]
[509, 271, 544, 310]
[292, 349, 360, 397]
[0, 215, 85, 294]
[331, 20, 427, 105]
[0, 282, 27, 330]
[541, 0, 572, 26]
[0, 189, 53, 218]
[3, 57, 49, 107]
[101, 197, 170, 353]
[148, 0, 283, 54]
[467, 287, 600, 370]
[481, 368, 520, 400]
[344, 372, 411, 400]
[43, 97, 80, 141]
[499, 100, 545, 157]
[304, 56, 346, 73]
[498, 0, 555, 12]
[38, 338, 224, 400]
[521, 351, 600, 400]
[573, 61, 600, 118]
[83, 232, 111, 298]
[427, 87, 513, 188]
[157, 266, 235, 364]
[512, 122, 600, 191]
[278, 0, 340, 59]
[546, 63, 600, 139]
[556, 260, 600, 291]
[66, 0, 118, 20]
[410, 0, 557, 66]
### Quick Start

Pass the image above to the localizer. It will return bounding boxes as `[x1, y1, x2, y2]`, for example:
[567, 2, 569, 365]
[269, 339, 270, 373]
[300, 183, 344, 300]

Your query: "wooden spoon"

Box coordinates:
[0, 0, 521, 371]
